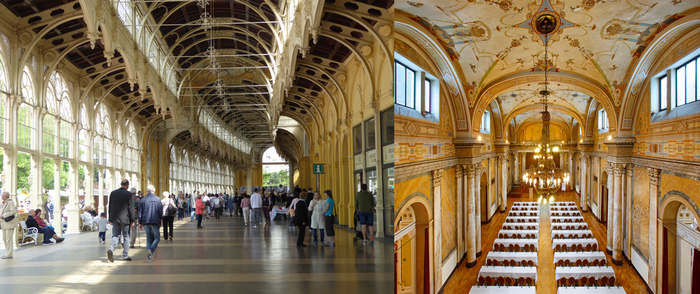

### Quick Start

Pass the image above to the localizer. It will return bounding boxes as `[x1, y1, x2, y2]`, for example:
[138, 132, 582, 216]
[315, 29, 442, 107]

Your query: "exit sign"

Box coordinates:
[313, 164, 325, 174]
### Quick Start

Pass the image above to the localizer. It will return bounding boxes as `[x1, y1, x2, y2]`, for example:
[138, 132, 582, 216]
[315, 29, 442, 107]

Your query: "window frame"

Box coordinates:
[480, 110, 491, 133]
[394, 54, 439, 121]
[676, 56, 699, 106]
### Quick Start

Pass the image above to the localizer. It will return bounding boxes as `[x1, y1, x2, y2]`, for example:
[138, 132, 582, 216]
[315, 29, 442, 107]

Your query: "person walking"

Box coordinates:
[139, 185, 163, 262]
[309, 192, 325, 245]
[190, 191, 198, 222]
[202, 194, 210, 219]
[195, 195, 205, 229]
[355, 184, 375, 245]
[323, 190, 336, 246]
[294, 197, 309, 247]
[1, 191, 18, 259]
[227, 193, 235, 217]
[107, 179, 136, 262]
[212, 194, 222, 221]
[250, 188, 262, 228]
[241, 194, 251, 227]
[161, 192, 176, 241]
[262, 192, 273, 225]
[178, 193, 186, 221]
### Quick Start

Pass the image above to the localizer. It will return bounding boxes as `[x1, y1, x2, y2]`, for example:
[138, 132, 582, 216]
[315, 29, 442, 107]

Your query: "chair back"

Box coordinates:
[526, 277, 533, 286]
[581, 276, 588, 287]
[478, 276, 485, 286]
[505, 276, 513, 286]
[588, 276, 596, 287]
[568, 277, 576, 287]
[564, 259, 571, 266]
[20, 221, 28, 230]
[518, 277, 525, 286]
[558, 277, 567, 287]
[485, 276, 493, 286]
[608, 276, 615, 286]
[600, 259, 607, 266]
[486, 259, 493, 266]
[497, 276, 505, 286]
[600, 276, 608, 286]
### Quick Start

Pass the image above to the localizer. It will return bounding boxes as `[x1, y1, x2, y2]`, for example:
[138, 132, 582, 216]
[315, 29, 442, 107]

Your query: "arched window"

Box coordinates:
[0, 51, 7, 144]
[45, 71, 73, 158]
[18, 66, 34, 149]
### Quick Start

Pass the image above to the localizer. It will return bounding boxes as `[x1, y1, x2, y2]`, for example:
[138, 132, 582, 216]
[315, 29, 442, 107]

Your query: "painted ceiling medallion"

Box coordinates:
[517, 0, 575, 45]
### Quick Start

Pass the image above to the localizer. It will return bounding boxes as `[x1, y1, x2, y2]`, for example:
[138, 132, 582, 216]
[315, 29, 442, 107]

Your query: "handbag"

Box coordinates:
[2, 202, 14, 223]
[166, 200, 177, 216]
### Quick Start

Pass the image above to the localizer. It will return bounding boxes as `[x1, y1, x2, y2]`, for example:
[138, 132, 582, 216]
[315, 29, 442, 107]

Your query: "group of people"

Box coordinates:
[1, 191, 66, 259]
[286, 186, 337, 247]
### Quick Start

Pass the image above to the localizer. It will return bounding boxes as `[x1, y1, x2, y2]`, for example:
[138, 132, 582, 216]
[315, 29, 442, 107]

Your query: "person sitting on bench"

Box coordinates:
[26, 209, 64, 245]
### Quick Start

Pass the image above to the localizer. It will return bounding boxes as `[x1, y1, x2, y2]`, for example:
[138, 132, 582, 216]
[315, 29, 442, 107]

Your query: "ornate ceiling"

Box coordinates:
[396, 0, 698, 136]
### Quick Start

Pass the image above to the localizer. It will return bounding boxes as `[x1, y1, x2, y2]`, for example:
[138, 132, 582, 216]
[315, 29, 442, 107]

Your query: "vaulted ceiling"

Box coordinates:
[396, 0, 698, 137]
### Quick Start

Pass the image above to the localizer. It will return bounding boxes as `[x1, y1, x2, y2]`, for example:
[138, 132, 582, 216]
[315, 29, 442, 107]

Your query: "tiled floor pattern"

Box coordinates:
[0, 213, 392, 294]
[441, 191, 651, 293]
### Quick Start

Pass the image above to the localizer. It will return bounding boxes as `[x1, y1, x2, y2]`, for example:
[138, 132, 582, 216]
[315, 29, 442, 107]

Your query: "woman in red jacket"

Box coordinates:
[195, 195, 205, 229]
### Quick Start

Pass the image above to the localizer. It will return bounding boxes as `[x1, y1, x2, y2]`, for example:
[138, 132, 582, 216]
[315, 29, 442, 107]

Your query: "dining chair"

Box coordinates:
[500, 244, 506, 252]
[608, 276, 616, 286]
[485, 276, 493, 286]
[575, 259, 582, 266]
[592, 244, 598, 251]
[510, 259, 517, 266]
[600, 276, 608, 287]
[509, 244, 514, 252]
[562, 244, 568, 252]
[518, 277, 525, 286]
[527, 260, 534, 266]
[582, 260, 589, 267]
[499, 233, 504, 238]
[503, 259, 509, 266]
[478, 276, 486, 286]
[557, 259, 564, 267]
[577, 244, 584, 251]
[580, 277, 588, 287]
[514, 244, 521, 252]
[600, 259, 607, 266]
[555, 244, 561, 252]
[526, 277, 533, 286]
[568, 277, 576, 287]
[588, 276, 596, 287]
[497, 276, 505, 286]
[592, 259, 599, 266]
[585, 244, 592, 252]
[494, 243, 499, 250]
[558, 277, 567, 287]
[505, 276, 513, 286]
[486, 259, 493, 266]
[564, 259, 571, 267]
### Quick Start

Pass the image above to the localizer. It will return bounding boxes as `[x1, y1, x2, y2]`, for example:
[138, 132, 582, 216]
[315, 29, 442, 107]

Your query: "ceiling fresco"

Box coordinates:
[397, 0, 699, 132]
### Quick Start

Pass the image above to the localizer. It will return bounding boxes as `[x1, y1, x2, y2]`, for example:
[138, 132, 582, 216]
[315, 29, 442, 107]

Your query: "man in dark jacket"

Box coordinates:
[294, 198, 309, 247]
[107, 179, 136, 262]
[139, 185, 163, 262]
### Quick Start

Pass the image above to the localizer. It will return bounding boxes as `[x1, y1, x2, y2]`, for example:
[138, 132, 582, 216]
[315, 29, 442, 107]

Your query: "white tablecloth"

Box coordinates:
[499, 230, 539, 239]
[549, 211, 582, 217]
[550, 202, 577, 206]
[555, 266, 615, 280]
[553, 252, 607, 263]
[511, 207, 539, 211]
[551, 224, 589, 231]
[270, 207, 288, 220]
[550, 207, 577, 211]
[550, 216, 585, 223]
[487, 252, 539, 265]
[479, 266, 538, 281]
[494, 239, 539, 249]
[502, 224, 539, 231]
[513, 202, 538, 206]
[552, 238, 599, 250]
[471, 286, 537, 294]
[505, 216, 540, 223]
[556, 287, 626, 294]
[551, 230, 592, 239]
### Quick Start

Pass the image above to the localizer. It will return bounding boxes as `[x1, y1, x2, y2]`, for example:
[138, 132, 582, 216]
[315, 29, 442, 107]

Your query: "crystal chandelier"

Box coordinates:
[522, 32, 569, 198]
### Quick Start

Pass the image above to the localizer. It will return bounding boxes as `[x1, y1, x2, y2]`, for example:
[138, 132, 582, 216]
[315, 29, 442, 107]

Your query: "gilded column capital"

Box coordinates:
[464, 163, 480, 178]
[626, 163, 634, 174]
[455, 165, 463, 178]
[648, 168, 660, 186]
[432, 169, 443, 186]
[613, 163, 625, 176]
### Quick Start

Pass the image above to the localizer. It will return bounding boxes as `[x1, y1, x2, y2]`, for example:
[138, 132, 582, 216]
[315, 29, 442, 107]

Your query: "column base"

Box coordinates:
[476, 251, 482, 258]
[500, 209, 506, 213]
[465, 259, 477, 268]
[606, 247, 613, 256]
[581, 207, 588, 213]
[611, 257, 623, 266]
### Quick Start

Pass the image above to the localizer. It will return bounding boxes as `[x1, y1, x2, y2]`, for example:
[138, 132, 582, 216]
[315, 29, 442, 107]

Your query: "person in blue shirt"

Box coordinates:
[322, 190, 335, 246]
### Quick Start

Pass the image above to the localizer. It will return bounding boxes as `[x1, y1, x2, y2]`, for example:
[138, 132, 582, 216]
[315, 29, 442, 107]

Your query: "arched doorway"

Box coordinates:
[395, 197, 432, 294]
[658, 193, 700, 294]
[480, 171, 488, 222]
[600, 171, 608, 224]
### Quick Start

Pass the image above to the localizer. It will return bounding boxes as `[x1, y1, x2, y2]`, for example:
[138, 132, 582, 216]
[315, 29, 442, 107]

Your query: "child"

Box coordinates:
[97, 213, 108, 244]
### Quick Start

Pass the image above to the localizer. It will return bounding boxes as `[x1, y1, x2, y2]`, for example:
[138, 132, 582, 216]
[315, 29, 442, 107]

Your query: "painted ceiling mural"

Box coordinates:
[397, 0, 699, 134]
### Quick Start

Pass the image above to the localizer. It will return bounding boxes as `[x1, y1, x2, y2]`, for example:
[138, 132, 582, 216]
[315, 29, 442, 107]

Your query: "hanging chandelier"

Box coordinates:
[522, 30, 569, 199]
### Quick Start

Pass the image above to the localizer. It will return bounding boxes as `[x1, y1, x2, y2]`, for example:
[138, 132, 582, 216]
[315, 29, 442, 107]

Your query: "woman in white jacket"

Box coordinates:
[161, 192, 176, 241]
[308, 192, 325, 245]
[1, 191, 19, 259]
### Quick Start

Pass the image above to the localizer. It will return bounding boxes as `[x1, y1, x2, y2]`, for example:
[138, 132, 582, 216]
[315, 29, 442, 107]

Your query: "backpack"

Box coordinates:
[214, 198, 221, 209]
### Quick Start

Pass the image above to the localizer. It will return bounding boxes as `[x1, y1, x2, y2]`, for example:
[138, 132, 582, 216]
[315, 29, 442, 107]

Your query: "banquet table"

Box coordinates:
[550, 207, 578, 211]
[549, 211, 582, 217]
[479, 266, 538, 281]
[502, 224, 538, 230]
[553, 251, 607, 264]
[555, 266, 616, 280]
[550, 202, 577, 207]
[486, 251, 539, 265]
[499, 230, 539, 239]
[511, 206, 539, 211]
[470, 286, 537, 294]
[513, 202, 539, 206]
[505, 216, 540, 223]
[550, 216, 585, 223]
[556, 287, 626, 294]
[551, 230, 593, 239]
[552, 238, 599, 250]
[494, 239, 539, 249]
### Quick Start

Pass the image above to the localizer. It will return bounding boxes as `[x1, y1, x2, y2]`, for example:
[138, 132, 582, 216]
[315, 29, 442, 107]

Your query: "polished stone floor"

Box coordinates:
[0, 212, 392, 294]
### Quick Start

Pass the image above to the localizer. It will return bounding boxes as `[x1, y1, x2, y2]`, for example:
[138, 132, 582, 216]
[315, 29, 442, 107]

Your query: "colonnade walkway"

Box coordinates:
[0, 213, 392, 293]
[442, 191, 650, 293]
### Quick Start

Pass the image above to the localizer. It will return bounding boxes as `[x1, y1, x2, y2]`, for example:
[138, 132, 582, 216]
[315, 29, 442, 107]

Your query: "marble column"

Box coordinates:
[98, 169, 104, 215]
[514, 153, 520, 185]
[648, 168, 660, 291]
[456, 165, 464, 257]
[475, 162, 482, 258]
[580, 155, 588, 212]
[606, 162, 614, 255]
[624, 164, 633, 256]
[465, 164, 478, 268]
[500, 155, 507, 212]
[67, 162, 80, 234]
[612, 164, 624, 265]
[432, 169, 442, 284]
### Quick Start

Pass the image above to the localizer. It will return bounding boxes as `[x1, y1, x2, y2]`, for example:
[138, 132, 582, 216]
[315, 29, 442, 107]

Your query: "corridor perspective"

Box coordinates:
[393, 0, 700, 293]
[0, 0, 394, 293]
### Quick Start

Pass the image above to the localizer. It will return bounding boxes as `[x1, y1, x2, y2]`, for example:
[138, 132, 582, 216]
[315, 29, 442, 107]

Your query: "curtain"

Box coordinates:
[693, 248, 700, 294]
[424, 232, 430, 294]
[663, 228, 669, 294]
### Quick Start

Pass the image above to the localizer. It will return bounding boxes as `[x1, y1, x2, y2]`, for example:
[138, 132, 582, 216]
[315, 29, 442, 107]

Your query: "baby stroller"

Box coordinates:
[352, 211, 364, 244]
